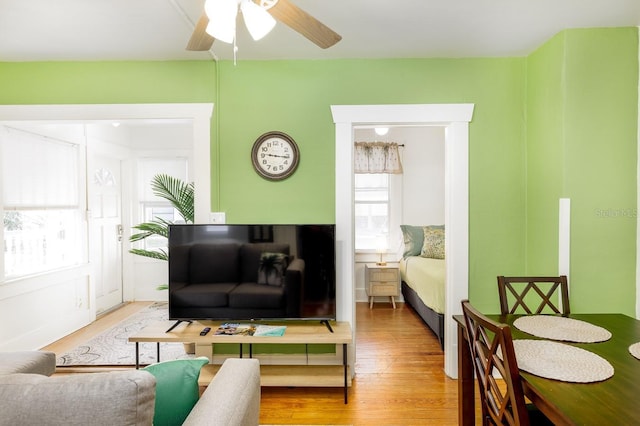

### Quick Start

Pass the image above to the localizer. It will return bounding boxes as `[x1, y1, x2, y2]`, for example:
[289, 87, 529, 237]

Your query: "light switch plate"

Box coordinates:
[210, 212, 226, 224]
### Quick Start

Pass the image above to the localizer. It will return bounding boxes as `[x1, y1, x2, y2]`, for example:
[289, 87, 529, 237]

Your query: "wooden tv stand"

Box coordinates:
[129, 320, 353, 403]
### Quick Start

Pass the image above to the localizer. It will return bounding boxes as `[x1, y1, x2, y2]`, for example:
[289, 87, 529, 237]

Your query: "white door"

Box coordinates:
[89, 154, 124, 314]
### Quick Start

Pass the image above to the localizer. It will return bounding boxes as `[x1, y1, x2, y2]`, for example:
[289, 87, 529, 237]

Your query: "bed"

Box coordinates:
[399, 224, 446, 349]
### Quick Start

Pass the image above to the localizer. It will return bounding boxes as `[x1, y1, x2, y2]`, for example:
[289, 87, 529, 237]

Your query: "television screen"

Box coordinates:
[167, 224, 336, 321]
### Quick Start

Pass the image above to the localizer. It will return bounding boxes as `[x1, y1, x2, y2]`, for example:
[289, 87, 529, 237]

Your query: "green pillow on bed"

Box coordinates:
[400, 225, 425, 258]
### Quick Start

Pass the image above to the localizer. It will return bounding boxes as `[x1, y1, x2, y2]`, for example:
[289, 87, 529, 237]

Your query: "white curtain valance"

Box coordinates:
[354, 142, 403, 174]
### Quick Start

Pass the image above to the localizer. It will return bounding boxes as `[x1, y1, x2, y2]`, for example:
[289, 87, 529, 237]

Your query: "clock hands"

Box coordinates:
[265, 153, 290, 159]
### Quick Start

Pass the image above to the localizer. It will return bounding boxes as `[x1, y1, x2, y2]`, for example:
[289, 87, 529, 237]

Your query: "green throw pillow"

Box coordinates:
[143, 357, 209, 426]
[400, 225, 425, 258]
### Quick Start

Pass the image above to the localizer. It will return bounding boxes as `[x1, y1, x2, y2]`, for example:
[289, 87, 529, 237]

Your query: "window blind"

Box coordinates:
[2, 128, 79, 208]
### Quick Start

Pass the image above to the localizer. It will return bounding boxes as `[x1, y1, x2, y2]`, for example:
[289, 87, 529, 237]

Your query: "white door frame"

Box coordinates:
[0, 103, 214, 303]
[332, 103, 473, 378]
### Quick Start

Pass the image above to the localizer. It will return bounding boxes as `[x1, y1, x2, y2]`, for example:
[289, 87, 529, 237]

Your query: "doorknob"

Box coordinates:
[117, 224, 124, 242]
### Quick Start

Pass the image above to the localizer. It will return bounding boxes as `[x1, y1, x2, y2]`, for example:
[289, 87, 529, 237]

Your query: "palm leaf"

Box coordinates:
[150, 174, 194, 223]
[129, 218, 172, 241]
[129, 248, 168, 261]
[129, 174, 193, 269]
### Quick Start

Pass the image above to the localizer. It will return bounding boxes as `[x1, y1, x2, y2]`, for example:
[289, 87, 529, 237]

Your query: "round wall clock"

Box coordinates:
[251, 131, 300, 181]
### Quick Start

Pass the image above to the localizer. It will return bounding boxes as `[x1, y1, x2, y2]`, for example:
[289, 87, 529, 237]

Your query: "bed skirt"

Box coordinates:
[401, 281, 444, 350]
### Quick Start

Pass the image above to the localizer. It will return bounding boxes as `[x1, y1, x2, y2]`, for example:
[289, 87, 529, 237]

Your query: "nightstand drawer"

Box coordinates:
[370, 270, 397, 282]
[369, 283, 398, 295]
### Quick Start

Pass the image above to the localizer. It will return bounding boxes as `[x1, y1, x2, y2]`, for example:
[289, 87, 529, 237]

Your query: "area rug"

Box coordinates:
[56, 302, 195, 366]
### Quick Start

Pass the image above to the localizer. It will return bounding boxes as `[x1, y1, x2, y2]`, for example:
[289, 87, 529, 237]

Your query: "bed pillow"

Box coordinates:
[400, 225, 425, 258]
[420, 225, 445, 259]
[143, 357, 209, 426]
[258, 252, 289, 286]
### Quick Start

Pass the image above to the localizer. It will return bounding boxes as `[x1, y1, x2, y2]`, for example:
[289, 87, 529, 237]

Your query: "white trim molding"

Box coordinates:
[331, 103, 474, 378]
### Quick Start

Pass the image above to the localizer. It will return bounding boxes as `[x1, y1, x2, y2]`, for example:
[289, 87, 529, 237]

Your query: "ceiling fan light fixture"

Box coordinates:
[241, 0, 276, 41]
[204, 0, 238, 44]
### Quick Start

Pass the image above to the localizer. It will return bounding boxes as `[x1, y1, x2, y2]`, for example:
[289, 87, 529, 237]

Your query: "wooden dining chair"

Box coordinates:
[461, 300, 552, 426]
[497, 276, 570, 316]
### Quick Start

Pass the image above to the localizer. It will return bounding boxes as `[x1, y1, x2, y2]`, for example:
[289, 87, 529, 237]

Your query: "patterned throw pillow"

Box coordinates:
[421, 225, 445, 259]
[258, 252, 289, 286]
[400, 225, 425, 258]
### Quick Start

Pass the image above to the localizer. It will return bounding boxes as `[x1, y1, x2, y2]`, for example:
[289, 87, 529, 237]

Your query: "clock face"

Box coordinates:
[251, 131, 300, 180]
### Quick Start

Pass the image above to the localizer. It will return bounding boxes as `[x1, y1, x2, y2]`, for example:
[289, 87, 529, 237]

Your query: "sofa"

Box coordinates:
[169, 242, 305, 319]
[0, 351, 261, 426]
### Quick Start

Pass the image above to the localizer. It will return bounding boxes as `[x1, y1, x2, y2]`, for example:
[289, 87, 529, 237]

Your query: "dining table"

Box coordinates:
[454, 313, 640, 426]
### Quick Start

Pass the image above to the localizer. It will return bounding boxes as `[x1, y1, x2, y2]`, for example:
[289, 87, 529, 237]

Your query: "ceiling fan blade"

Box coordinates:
[186, 12, 215, 51]
[268, 0, 341, 49]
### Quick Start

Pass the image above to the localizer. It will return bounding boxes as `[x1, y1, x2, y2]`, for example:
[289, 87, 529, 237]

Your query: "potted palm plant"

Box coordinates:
[130, 173, 195, 353]
[129, 173, 194, 264]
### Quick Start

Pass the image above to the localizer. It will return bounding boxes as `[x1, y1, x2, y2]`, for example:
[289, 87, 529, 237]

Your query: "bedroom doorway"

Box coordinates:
[352, 124, 446, 342]
[332, 103, 474, 378]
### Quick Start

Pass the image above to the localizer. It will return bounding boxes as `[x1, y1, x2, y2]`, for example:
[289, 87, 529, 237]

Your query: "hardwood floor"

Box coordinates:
[42, 302, 152, 355]
[259, 302, 475, 425]
[44, 301, 481, 425]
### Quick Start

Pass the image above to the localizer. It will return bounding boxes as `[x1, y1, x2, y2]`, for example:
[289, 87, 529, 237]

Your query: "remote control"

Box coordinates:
[200, 327, 211, 336]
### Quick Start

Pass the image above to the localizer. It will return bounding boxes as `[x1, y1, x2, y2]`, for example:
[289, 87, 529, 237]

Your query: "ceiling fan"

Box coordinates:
[187, 0, 342, 51]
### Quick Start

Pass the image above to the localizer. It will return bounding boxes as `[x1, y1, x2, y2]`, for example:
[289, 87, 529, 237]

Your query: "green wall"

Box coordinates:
[215, 58, 528, 312]
[526, 33, 566, 273]
[214, 59, 526, 231]
[0, 61, 217, 104]
[526, 28, 639, 315]
[0, 57, 527, 311]
[0, 26, 637, 315]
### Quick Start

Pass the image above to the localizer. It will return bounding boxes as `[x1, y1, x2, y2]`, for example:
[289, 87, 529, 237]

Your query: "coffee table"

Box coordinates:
[129, 319, 353, 403]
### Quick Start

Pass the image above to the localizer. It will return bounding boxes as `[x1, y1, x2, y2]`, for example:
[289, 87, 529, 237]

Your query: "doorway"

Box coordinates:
[352, 125, 445, 299]
[88, 148, 125, 313]
[332, 103, 474, 378]
[0, 103, 213, 324]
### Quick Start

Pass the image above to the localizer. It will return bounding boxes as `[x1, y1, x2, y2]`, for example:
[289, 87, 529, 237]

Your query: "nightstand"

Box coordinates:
[365, 263, 400, 309]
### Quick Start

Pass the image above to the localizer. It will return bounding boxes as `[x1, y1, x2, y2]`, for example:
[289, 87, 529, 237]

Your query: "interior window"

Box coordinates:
[354, 173, 390, 251]
[1, 127, 84, 280]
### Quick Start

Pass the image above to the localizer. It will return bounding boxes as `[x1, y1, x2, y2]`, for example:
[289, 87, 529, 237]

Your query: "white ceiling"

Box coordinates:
[1, 0, 638, 62]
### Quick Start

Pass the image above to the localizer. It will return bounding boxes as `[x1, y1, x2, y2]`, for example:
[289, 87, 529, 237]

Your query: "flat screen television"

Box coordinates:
[167, 224, 336, 325]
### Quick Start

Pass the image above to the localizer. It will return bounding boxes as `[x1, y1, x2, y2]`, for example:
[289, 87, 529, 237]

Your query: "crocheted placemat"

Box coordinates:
[629, 342, 640, 360]
[513, 315, 612, 343]
[513, 339, 614, 383]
